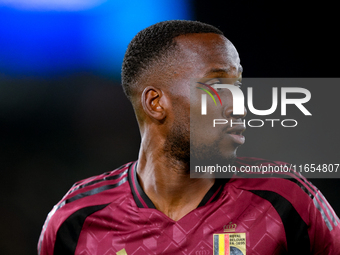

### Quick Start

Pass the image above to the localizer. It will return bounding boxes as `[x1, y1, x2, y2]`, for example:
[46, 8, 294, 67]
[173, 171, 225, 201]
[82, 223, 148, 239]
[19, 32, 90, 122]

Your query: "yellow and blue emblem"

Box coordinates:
[213, 233, 246, 255]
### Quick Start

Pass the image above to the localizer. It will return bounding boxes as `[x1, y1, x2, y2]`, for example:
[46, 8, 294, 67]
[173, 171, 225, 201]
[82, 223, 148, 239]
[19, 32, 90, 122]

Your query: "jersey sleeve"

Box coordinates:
[235, 157, 340, 254]
[38, 202, 64, 255]
[271, 161, 340, 254]
[307, 187, 340, 254]
[37, 163, 131, 255]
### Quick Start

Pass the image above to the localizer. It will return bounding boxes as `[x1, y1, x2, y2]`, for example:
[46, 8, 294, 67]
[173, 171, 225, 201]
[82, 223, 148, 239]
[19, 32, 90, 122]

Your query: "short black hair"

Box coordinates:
[121, 20, 223, 100]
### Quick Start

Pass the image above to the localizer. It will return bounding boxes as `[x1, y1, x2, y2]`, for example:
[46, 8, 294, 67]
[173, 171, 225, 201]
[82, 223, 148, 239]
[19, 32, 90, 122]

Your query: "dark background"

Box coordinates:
[1, 1, 339, 254]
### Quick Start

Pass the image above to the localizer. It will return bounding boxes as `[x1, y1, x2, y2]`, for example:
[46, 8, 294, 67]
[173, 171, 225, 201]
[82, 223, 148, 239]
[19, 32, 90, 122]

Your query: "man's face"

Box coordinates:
[164, 33, 245, 165]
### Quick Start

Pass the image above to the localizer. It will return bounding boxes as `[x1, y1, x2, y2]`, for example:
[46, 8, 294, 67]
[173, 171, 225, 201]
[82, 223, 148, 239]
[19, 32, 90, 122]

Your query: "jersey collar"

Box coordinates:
[128, 161, 224, 209]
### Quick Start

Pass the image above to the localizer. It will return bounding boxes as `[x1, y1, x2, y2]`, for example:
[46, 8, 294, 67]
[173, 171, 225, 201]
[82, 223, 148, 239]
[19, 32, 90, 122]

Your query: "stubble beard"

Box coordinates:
[163, 117, 191, 167]
[190, 138, 237, 166]
[163, 117, 237, 174]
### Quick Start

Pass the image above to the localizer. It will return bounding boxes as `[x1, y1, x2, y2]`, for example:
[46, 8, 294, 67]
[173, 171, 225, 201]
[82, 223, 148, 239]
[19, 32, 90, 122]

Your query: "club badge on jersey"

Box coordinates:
[213, 222, 246, 255]
[116, 248, 128, 255]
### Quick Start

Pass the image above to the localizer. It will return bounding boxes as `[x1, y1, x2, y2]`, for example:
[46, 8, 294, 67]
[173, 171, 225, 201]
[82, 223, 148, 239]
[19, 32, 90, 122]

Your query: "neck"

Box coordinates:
[137, 141, 215, 221]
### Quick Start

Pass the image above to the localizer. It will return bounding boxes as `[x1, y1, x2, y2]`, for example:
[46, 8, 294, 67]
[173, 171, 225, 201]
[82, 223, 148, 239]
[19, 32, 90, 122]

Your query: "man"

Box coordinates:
[38, 20, 340, 255]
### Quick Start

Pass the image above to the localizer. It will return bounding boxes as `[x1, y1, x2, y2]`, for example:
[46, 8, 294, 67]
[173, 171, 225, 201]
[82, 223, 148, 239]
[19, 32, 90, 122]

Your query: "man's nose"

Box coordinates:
[225, 105, 247, 119]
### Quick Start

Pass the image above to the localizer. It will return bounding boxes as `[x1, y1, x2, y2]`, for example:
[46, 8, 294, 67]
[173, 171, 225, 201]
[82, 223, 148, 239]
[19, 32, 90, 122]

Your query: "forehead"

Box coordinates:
[173, 33, 241, 78]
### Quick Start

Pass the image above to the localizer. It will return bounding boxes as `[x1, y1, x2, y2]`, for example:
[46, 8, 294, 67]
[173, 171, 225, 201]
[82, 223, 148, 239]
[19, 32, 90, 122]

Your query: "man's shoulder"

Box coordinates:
[229, 157, 339, 229]
[232, 156, 314, 199]
[68, 161, 133, 198]
[38, 161, 135, 255]
[229, 158, 340, 253]
[56, 161, 134, 214]
[227, 156, 319, 220]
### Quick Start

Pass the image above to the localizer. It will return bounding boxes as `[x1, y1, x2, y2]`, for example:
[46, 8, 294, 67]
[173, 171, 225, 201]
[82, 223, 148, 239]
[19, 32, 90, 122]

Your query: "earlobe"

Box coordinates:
[141, 86, 167, 121]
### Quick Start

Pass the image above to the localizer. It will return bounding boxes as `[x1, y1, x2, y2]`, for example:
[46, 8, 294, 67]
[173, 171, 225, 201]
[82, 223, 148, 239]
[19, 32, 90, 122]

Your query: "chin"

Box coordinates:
[222, 152, 237, 164]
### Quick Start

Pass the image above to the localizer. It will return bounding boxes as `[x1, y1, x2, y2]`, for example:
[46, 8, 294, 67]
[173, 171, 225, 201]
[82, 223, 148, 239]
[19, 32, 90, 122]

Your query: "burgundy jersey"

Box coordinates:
[38, 157, 340, 255]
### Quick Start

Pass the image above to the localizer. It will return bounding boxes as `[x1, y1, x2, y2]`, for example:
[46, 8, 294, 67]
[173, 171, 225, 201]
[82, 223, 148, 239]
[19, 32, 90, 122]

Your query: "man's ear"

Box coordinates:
[141, 86, 168, 121]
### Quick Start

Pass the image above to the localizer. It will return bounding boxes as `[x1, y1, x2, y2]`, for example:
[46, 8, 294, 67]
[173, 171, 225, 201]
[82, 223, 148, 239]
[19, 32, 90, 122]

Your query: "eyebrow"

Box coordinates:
[204, 66, 243, 76]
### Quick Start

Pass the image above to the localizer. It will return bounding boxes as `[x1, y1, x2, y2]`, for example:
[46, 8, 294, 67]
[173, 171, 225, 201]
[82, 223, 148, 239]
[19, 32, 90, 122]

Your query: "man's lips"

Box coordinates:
[226, 125, 246, 145]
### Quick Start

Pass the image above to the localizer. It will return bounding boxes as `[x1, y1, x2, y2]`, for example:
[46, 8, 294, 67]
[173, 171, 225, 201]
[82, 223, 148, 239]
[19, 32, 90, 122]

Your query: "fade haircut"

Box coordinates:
[121, 20, 223, 100]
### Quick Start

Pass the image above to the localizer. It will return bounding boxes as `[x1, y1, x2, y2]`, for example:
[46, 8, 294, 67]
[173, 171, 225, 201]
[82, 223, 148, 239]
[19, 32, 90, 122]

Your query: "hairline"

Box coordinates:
[129, 32, 226, 100]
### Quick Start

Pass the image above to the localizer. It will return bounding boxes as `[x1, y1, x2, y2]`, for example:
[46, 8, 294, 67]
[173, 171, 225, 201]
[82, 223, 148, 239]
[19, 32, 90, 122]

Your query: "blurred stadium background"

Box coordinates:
[0, 1, 339, 254]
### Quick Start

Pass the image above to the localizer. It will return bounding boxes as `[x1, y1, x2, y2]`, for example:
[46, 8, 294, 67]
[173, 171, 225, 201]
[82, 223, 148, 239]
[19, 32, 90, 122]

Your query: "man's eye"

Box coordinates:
[205, 78, 221, 86]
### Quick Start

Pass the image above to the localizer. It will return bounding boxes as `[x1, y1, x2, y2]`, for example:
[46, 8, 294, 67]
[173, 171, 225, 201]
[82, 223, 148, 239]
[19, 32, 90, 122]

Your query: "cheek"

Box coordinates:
[189, 89, 234, 142]
[190, 100, 224, 141]
[190, 116, 222, 148]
